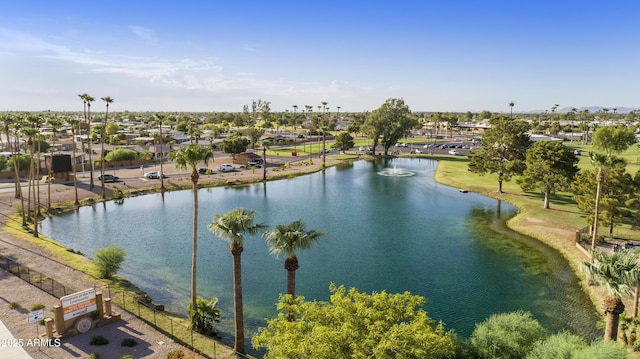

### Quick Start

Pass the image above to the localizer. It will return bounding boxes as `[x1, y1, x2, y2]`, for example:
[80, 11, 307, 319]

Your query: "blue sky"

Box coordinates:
[1, 1, 638, 114]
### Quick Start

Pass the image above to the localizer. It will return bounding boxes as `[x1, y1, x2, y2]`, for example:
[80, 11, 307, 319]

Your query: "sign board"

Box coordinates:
[28, 309, 44, 324]
[61, 288, 97, 321]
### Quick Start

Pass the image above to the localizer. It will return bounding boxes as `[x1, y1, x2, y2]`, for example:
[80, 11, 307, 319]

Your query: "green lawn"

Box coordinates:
[431, 151, 640, 260]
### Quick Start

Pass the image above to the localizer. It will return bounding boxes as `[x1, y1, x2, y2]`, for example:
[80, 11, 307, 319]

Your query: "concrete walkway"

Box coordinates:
[0, 319, 33, 359]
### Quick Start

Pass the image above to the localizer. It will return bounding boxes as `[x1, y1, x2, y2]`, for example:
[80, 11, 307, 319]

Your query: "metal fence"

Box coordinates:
[0, 254, 243, 359]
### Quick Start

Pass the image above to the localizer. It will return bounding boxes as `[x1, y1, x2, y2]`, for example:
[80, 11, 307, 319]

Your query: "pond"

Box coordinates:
[39, 157, 600, 348]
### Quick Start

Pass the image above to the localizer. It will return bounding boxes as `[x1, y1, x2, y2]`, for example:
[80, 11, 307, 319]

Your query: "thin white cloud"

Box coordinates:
[128, 25, 158, 44]
[0, 28, 69, 54]
[236, 72, 256, 76]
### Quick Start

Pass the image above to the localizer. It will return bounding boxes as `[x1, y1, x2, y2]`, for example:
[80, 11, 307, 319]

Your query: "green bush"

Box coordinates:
[90, 335, 109, 346]
[113, 189, 124, 200]
[120, 355, 134, 359]
[105, 148, 138, 162]
[8, 301, 21, 309]
[571, 340, 628, 359]
[30, 303, 45, 311]
[188, 296, 220, 335]
[121, 338, 138, 347]
[471, 311, 546, 359]
[88, 353, 100, 359]
[167, 349, 185, 359]
[526, 331, 586, 359]
[94, 246, 126, 279]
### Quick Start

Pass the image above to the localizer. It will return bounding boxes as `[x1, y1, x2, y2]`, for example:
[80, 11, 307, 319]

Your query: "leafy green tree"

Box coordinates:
[362, 98, 419, 155]
[188, 296, 221, 335]
[572, 165, 637, 236]
[168, 144, 214, 319]
[518, 141, 579, 209]
[94, 246, 126, 279]
[104, 148, 138, 162]
[587, 125, 636, 248]
[7, 154, 31, 172]
[332, 132, 355, 152]
[245, 125, 265, 149]
[582, 249, 638, 341]
[105, 121, 119, 143]
[526, 331, 587, 359]
[0, 156, 8, 171]
[468, 116, 532, 193]
[593, 125, 637, 157]
[252, 284, 455, 359]
[263, 220, 324, 299]
[220, 134, 250, 159]
[470, 311, 546, 359]
[208, 208, 268, 355]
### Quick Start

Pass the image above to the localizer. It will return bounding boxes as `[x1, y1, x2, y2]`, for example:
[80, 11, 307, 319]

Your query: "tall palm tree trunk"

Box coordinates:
[285, 256, 299, 297]
[71, 125, 79, 205]
[604, 296, 625, 341]
[591, 168, 603, 250]
[231, 244, 245, 354]
[191, 181, 198, 313]
[634, 285, 639, 318]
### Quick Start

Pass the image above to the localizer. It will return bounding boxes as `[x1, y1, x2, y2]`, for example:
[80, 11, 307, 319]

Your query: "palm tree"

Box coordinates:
[100, 96, 114, 199]
[168, 144, 213, 319]
[21, 123, 39, 237]
[261, 140, 271, 181]
[589, 153, 626, 250]
[582, 249, 638, 340]
[321, 101, 328, 167]
[78, 94, 89, 173]
[85, 95, 95, 189]
[45, 115, 63, 209]
[154, 113, 166, 191]
[292, 105, 298, 130]
[263, 220, 324, 299]
[1, 113, 21, 198]
[66, 116, 81, 205]
[208, 208, 267, 355]
[509, 101, 515, 119]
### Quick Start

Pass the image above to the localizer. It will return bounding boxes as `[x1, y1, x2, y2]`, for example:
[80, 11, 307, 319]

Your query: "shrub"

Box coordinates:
[120, 355, 134, 359]
[89, 353, 100, 359]
[94, 246, 126, 279]
[90, 335, 109, 346]
[8, 301, 21, 309]
[30, 303, 45, 311]
[188, 297, 221, 335]
[526, 331, 586, 359]
[167, 349, 185, 359]
[571, 340, 628, 359]
[471, 311, 546, 359]
[113, 189, 124, 200]
[121, 338, 138, 347]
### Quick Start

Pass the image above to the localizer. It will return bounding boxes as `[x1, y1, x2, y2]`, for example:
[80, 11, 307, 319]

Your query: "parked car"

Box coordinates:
[448, 150, 460, 156]
[144, 171, 167, 179]
[98, 174, 119, 182]
[217, 164, 236, 172]
[198, 168, 211, 174]
[248, 160, 263, 168]
[414, 149, 423, 154]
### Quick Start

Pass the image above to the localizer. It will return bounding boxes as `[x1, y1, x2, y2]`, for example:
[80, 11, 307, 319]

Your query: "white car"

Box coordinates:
[448, 150, 460, 156]
[414, 149, 423, 154]
[217, 164, 236, 172]
[144, 171, 166, 179]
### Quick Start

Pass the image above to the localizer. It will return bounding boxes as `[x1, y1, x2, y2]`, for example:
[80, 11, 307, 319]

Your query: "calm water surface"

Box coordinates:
[40, 158, 600, 344]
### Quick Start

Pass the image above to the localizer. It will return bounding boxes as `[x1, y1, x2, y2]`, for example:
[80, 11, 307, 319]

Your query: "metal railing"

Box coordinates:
[0, 254, 243, 358]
